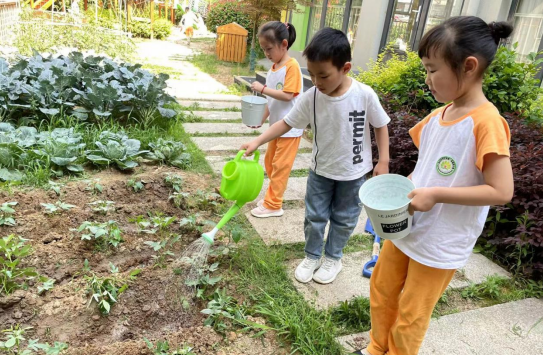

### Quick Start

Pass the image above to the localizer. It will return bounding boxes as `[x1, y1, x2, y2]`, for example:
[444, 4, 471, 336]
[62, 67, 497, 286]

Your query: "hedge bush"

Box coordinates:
[206, 0, 252, 38]
[129, 19, 172, 40]
[371, 101, 543, 280]
[357, 45, 543, 121]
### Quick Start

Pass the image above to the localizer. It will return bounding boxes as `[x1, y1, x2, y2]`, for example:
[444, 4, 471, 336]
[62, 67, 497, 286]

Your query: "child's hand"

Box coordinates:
[251, 82, 264, 93]
[240, 140, 260, 156]
[408, 188, 438, 215]
[373, 160, 389, 176]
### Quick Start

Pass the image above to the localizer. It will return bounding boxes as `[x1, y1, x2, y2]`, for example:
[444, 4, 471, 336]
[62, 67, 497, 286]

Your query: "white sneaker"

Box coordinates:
[257, 200, 264, 207]
[250, 205, 284, 218]
[294, 257, 322, 283]
[313, 257, 342, 284]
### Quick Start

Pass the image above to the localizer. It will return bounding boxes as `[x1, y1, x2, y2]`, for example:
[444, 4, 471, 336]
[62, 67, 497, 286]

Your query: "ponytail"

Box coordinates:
[258, 21, 297, 49]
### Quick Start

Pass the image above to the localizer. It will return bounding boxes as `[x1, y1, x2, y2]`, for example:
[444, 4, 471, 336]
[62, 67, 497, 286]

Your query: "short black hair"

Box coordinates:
[258, 21, 297, 50]
[303, 28, 351, 70]
[185, 6, 189, 11]
[418, 16, 513, 78]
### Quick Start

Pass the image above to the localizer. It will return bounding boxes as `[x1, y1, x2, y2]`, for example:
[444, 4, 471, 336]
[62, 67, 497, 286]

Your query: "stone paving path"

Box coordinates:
[338, 298, 543, 355]
[155, 40, 542, 353]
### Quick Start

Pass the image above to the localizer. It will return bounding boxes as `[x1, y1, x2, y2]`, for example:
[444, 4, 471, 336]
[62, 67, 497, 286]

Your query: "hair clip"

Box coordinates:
[285, 22, 289, 29]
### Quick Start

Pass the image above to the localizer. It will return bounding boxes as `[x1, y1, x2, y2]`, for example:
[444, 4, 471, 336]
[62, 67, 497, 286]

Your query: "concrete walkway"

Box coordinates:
[149, 40, 543, 355]
[338, 298, 543, 355]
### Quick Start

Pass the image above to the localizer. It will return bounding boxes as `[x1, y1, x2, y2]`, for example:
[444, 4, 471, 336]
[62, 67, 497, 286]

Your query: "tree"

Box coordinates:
[242, 0, 299, 71]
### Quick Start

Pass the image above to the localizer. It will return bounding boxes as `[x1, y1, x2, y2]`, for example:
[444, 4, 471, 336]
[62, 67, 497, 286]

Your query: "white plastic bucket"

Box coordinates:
[359, 174, 415, 240]
[241, 95, 267, 126]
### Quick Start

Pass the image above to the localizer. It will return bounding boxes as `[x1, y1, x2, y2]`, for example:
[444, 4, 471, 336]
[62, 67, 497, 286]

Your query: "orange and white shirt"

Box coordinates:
[266, 58, 304, 138]
[392, 102, 511, 269]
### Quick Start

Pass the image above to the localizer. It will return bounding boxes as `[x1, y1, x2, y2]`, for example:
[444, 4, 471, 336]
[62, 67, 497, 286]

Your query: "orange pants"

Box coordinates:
[263, 136, 301, 210]
[184, 27, 194, 37]
[368, 240, 455, 355]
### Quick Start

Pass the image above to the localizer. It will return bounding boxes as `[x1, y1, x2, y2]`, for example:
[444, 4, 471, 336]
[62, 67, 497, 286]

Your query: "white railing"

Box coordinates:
[0, 0, 20, 44]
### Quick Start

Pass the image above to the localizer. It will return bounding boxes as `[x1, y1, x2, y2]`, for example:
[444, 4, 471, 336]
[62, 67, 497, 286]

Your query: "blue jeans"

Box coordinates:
[304, 170, 366, 260]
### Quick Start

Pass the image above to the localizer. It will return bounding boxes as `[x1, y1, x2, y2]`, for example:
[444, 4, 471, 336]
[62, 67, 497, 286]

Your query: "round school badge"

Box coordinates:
[436, 156, 457, 176]
[276, 82, 284, 90]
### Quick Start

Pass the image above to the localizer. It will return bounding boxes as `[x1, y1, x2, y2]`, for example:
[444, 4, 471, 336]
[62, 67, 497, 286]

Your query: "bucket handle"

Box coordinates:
[235, 150, 260, 163]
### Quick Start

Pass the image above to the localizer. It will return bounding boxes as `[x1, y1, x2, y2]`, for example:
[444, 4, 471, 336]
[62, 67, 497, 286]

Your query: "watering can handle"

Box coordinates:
[235, 150, 260, 163]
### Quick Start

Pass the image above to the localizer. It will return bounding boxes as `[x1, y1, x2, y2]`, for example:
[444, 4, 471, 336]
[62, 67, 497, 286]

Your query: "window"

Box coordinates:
[509, 0, 543, 63]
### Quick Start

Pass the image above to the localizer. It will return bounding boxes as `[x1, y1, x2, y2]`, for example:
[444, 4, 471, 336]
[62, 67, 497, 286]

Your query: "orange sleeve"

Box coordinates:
[282, 59, 302, 96]
[409, 112, 434, 149]
[473, 114, 511, 171]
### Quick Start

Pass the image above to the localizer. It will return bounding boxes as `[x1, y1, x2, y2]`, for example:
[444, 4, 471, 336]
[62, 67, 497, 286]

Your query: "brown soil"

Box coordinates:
[0, 165, 289, 354]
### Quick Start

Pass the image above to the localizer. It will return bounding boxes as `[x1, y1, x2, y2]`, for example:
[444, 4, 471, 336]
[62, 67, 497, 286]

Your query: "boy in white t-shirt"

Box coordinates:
[242, 28, 390, 284]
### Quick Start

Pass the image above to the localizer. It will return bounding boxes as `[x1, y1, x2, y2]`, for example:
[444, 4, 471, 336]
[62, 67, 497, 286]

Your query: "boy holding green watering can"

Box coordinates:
[242, 28, 390, 285]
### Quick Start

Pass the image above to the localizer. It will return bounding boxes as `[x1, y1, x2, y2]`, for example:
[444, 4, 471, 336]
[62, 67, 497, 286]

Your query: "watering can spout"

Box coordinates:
[202, 228, 218, 245]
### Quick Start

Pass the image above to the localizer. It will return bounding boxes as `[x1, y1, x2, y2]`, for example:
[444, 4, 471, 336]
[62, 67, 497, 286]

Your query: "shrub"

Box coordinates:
[206, 0, 252, 38]
[354, 47, 438, 112]
[129, 19, 172, 40]
[356, 45, 543, 118]
[483, 44, 542, 116]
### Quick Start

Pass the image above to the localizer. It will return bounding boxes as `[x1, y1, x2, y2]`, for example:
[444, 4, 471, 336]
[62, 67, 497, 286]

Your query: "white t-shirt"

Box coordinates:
[181, 11, 197, 28]
[393, 102, 511, 269]
[284, 79, 390, 181]
[266, 58, 304, 138]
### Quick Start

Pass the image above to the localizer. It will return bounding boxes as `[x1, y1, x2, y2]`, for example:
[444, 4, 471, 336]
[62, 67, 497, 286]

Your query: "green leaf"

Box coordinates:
[5, 337, 16, 348]
[101, 300, 111, 313]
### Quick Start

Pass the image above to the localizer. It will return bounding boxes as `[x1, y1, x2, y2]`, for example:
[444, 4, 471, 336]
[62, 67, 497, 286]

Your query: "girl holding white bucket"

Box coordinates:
[355, 17, 515, 355]
[245, 21, 304, 219]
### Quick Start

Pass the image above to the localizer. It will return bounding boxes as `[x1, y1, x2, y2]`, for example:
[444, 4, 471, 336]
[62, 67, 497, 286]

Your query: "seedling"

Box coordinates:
[48, 181, 63, 196]
[85, 179, 103, 194]
[144, 234, 181, 268]
[37, 277, 55, 295]
[144, 339, 195, 355]
[201, 288, 248, 333]
[41, 201, 75, 215]
[75, 221, 123, 249]
[84, 265, 140, 315]
[0, 235, 38, 295]
[0, 325, 68, 354]
[130, 215, 157, 234]
[126, 179, 145, 192]
[179, 213, 200, 232]
[164, 174, 184, 192]
[0, 202, 17, 226]
[193, 190, 221, 211]
[184, 262, 222, 298]
[169, 192, 190, 208]
[131, 213, 176, 236]
[88, 200, 116, 215]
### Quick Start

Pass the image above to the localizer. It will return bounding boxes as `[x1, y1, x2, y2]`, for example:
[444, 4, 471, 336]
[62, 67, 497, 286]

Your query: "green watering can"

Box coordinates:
[202, 150, 264, 244]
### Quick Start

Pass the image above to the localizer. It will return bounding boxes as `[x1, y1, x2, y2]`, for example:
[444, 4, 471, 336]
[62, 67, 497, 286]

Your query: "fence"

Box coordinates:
[0, 0, 20, 44]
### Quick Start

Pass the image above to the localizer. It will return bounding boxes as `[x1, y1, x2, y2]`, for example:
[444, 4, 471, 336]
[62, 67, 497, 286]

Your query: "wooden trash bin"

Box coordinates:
[216, 22, 248, 63]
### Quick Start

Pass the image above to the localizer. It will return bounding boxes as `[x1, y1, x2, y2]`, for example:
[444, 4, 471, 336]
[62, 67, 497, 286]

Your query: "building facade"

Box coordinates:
[286, 0, 543, 81]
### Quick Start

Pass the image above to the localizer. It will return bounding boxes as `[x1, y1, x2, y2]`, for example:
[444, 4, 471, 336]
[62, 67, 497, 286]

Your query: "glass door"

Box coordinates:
[383, 0, 424, 50]
[347, 0, 363, 46]
[381, 0, 464, 50]
[423, 0, 464, 35]
[325, 0, 347, 30]
[509, 0, 543, 83]
[307, 0, 324, 43]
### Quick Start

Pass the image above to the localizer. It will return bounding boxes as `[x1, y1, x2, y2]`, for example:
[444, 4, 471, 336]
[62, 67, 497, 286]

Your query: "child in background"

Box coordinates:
[243, 28, 390, 284]
[249, 21, 304, 218]
[356, 16, 515, 355]
[180, 7, 196, 45]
